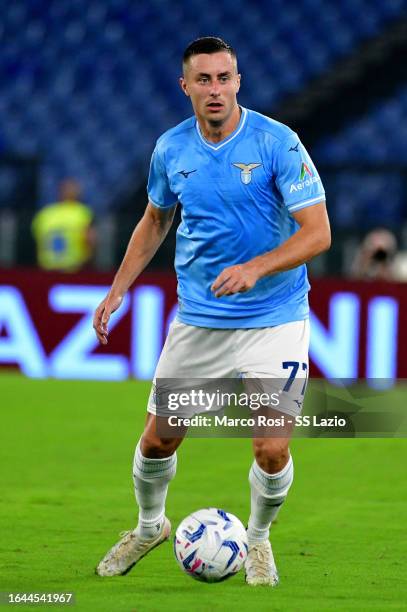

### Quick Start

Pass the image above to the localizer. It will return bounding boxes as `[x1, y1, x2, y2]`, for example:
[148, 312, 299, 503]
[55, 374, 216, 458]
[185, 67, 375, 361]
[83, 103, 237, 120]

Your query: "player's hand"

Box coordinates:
[93, 293, 124, 345]
[211, 263, 259, 297]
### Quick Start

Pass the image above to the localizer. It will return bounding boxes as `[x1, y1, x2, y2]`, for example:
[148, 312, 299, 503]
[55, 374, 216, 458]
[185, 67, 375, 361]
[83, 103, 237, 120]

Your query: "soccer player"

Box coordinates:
[93, 37, 330, 586]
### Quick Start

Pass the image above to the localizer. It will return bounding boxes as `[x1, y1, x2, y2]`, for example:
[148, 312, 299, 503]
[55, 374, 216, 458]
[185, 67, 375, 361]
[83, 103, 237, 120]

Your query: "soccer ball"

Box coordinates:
[174, 508, 248, 582]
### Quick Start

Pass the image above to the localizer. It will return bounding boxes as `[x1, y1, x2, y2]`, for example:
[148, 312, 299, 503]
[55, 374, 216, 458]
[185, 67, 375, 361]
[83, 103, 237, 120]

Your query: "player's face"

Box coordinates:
[180, 52, 241, 126]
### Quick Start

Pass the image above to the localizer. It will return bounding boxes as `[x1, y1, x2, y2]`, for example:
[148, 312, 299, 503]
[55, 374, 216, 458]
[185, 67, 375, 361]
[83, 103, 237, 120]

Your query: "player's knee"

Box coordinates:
[140, 432, 178, 459]
[253, 439, 290, 474]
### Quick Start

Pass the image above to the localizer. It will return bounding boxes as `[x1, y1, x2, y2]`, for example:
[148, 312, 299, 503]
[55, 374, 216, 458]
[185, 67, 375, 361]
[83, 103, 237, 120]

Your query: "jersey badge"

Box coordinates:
[232, 162, 262, 185]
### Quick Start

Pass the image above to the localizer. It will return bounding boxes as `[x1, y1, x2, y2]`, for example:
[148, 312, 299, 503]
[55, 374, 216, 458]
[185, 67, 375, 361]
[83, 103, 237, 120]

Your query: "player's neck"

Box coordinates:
[198, 105, 242, 144]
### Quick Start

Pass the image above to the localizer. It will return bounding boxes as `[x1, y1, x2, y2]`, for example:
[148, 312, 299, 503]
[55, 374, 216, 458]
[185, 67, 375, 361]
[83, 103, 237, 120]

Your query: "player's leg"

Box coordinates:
[96, 320, 189, 577]
[239, 319, 309, 586]
[96, 414, 186, 576]
[133, 413, 186, 540]
[131, 321, 235, 541]
[96, 320, 236, 576]
[245, 429, 294, 587]
[248, 433, 293, 544]
[245, 433, 293, 586]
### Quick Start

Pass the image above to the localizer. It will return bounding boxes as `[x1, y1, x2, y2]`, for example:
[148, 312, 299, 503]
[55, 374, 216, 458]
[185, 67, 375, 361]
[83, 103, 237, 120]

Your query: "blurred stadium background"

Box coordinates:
[0, 0, 406, 381]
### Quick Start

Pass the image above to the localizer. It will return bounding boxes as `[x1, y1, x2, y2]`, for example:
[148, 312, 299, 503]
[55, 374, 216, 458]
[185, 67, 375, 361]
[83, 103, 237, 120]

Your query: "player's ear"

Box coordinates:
[235, 73, 241, 94]
[179, 77, 190, 97]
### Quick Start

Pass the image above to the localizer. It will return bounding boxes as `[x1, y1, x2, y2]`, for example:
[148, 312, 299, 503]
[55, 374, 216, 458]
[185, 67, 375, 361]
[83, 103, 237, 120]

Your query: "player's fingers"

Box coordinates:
[101, 306, 112, 332]
[214, 287, 226, 297]
[95, 329, 108, 345]
[211, 269, 231, 292]
[222, 279, 244, 296]
[92, 313, 107, 345]
[94, 305, 108, 330]
[216, 288, 232, 297]
[236, 280, 252, 293]
[214, 277, 231, 297]
[211, 277, 223, 292]
[93, 311, 107, 342]
[214, 277, 240, 297]
[212, 275, 231, 294]
[93, 304, 104, 331]
[224, 272, 255, 295]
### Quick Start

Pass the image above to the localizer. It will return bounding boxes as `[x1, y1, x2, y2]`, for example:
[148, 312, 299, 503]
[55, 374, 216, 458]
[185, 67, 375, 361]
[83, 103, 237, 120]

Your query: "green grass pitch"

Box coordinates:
[0, 373, 406, 611]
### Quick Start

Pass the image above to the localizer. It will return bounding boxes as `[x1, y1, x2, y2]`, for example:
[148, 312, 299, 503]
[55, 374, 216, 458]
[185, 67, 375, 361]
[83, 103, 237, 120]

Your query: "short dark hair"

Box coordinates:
[183, 36, 236, 66]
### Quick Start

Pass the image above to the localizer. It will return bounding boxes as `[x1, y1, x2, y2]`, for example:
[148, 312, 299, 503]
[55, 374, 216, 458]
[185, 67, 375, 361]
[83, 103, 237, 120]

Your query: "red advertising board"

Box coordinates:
[0, 268, 405, 379]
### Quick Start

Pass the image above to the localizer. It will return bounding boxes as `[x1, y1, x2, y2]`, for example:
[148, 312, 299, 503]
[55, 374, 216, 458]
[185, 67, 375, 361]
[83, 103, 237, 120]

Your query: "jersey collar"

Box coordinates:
[195, 106, 248, 151]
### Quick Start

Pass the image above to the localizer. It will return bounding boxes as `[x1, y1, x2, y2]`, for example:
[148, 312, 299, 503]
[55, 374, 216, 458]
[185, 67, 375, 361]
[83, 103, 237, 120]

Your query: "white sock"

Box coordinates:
[132, 441, 177, 539]
[247, 455, 294, 544]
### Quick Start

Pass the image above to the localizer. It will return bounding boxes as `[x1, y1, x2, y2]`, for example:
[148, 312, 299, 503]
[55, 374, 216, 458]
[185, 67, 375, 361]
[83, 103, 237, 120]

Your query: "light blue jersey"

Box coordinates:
[147, 107, 325, 329]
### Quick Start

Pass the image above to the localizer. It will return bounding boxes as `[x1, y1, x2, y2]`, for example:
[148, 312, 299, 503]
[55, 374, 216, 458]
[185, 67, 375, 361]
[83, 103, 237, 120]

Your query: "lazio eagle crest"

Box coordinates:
[232, 162, 262, 184]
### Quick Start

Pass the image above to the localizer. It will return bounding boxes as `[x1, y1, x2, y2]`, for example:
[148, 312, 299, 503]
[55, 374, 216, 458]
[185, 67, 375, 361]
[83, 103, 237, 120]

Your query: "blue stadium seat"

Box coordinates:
[316, 84, 407, 165]
[0, 0, 405, 211]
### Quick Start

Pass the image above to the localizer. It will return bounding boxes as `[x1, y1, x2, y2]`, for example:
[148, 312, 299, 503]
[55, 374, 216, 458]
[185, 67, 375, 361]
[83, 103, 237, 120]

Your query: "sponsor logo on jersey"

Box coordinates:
[290, 163, 320, 192]
[232, 162, 262, 184]
[290, 175, 320, 193]
[299, 162, 312, 181]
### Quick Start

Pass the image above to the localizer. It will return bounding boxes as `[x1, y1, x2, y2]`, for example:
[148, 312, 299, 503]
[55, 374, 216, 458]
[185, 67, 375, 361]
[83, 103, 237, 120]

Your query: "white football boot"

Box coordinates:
[95, 517, 171, 577]
[245, 540, 279, 586]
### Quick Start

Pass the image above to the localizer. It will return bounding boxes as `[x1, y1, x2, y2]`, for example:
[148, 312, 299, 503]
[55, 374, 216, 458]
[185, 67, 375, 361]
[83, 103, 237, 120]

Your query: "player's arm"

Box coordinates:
[93, 202, 176, 344]
[212, 201, 330, 297]
[250, 199, 330, 275]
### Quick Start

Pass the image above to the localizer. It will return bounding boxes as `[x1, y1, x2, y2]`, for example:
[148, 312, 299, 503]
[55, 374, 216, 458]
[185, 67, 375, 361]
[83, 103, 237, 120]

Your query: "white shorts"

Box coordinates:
[147, 318, 310, 418]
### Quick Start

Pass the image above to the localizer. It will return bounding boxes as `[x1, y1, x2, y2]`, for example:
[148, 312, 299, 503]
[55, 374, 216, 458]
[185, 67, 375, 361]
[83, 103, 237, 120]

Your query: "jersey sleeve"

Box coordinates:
[274, 133, 325, 214]
[147, 146, 178, 209]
